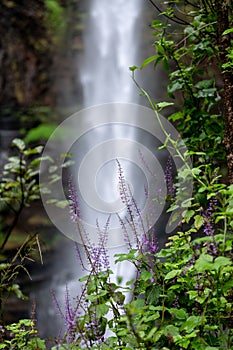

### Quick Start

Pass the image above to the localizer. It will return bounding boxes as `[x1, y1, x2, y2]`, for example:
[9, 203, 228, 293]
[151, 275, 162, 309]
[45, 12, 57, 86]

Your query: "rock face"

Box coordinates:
[0, 0, 54, 107]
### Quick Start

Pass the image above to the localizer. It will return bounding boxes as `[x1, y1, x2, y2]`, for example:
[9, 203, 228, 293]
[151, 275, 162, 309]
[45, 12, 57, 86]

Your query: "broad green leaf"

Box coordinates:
[169, 308, 187, 319]
[194, 79, 213, 89]
[141, 270, 152, 281]
[195, 253, 213, 272]
[164, 325, 181, 340]
[28, 338, 46, 349]
[222, 28, 233, 35]
[146, 326, 158, 340]
[194, 215, 205, 230]
[96, 304, 109, 318]
[24, 124, 57, 143]
[12, 138, 25, 150]
[183, 209, 195, 223]
[222, 279, 233, 293]
[212, 256, 232, 270]
[164, 269, 181, 280]
[180, 316, 202, 332]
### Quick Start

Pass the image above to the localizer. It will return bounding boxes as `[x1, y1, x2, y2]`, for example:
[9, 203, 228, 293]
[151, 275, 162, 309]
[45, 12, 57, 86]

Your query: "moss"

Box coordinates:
[44, 0, 66, 43]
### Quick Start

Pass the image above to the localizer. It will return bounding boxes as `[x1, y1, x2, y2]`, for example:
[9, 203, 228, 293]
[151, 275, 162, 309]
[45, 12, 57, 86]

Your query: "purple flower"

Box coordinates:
[64, 285, 79, 343]
[68, 177, 80, 223]
[165, 156, 176, 199]
[51, 287, 80, 344]
[203, 198, 217, 237]
[203, 198, 218, 256]
[142, 231, 158, 255]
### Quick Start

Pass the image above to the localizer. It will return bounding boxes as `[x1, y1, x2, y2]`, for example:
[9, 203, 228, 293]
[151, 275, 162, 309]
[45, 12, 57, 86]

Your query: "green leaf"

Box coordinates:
[96, 304, 109, 318]
[28, 337, 46, 348]
[168, 81, 184, 93]
[79, 275, 89, 282]
[151, 19, 166, 28]
[157, 101, 174, 109]
[140, 55, 158, 68]
[164, 325, 181, 341]
[129, 65, 138, 71]
[180, 316, 202, 332]
[195, 253, 213, 272]
[194, 79, 213, 89]
[169, 308, 187, 319]
[24, 146, 44, 155]
[164, 269, 181, 280]
[19, 319, 34, 327]
[212, 256, 231, 270]
[141, 270, 152, 281]
[168, 111, 184, 122]
[12, 138, 25, 151]
[146, 326, 158, 340]
[194, 215, 205, 230]
[187, 290, 198, 300]
[24, 124, 57, 143]
[183, 210, 195, 223]
[129, 298, 144, 312]
[9, 284, 26, 299]
[222, 28, 233, 35]
[222, 279, 233, 293]
[195, 88, 216, 98]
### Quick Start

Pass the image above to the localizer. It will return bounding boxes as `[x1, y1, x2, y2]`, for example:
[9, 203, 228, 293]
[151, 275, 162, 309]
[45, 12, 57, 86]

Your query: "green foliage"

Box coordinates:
[24, 124, 57, 143]
[139, 2, 228, 164]
[0, 138, 44, 250]
[53, 172, 232, 349]
[221, 28, 233, 73]
[44, 0, 66, 41]
[0, 319, 46, 349]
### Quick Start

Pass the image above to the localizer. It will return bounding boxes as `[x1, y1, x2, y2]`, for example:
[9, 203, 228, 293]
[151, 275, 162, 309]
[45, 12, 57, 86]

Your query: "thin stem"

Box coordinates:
[176, 21, 217, 47]
[223, 215, 227, 251]
[132, 72, 207, 189]
[147, 0, 190, 25]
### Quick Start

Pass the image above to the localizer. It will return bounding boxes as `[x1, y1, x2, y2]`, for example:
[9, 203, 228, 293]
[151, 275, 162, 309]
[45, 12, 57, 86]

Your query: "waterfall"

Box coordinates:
[36, 0, 192, 339]
[76, 0, 145, 276]
[37, 1, 145, 338]
[80, 0, 142, 106]
[74, 0, 144, 294]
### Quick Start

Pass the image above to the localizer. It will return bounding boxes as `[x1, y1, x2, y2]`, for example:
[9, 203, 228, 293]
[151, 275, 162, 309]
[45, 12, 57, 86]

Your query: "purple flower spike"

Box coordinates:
[203, 198, 218, 256]
[68, 177, 80, 223]
[64, 285, 79, 343]
[165, 156, 176, 199]
[142, 231, 158, 255]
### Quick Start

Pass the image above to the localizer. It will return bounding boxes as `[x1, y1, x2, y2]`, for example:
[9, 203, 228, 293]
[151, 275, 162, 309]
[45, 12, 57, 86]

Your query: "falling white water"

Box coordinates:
[80, 0, 142, 106]
[76, 1, 144, 335]
[77, 0, 143, 280]
[36, 0, 147, 338]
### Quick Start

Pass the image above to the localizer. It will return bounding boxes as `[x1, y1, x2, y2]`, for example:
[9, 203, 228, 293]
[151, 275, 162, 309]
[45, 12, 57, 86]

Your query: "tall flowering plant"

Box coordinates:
[52, 164, 233, 350]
